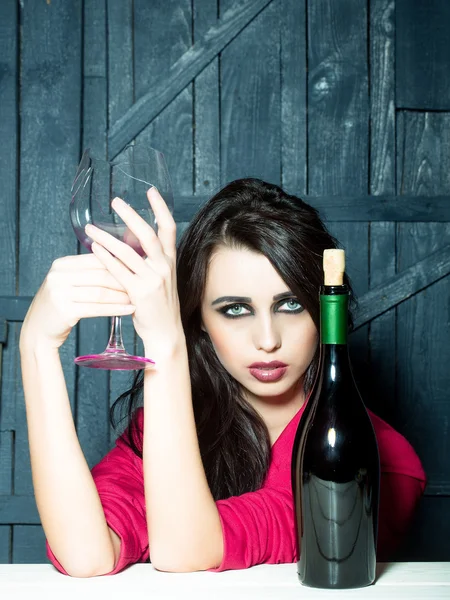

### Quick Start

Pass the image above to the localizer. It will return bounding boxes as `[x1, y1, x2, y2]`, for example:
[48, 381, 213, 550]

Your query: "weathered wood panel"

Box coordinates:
[0, 0, 18, 563]
[368, 0, 396, 422]
[220, 0, 280, 185]
[15, 0, 82, 562]
[307, 0, 370, 397]
[396, 110, 450, 558]
[1, 0, 449, 566]
[193, 0, 221, 196]
[75, 0, 111, 471]
[396, 0, 450, 110]
[106, 0, 137, 440]
[281, 0, 307, 196]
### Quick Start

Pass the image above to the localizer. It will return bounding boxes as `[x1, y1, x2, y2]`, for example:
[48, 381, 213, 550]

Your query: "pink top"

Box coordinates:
[46, 403, 427, 575]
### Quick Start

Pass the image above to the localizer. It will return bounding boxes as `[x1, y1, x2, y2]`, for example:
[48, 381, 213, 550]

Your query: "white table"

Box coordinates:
[1, 562, 449, 599]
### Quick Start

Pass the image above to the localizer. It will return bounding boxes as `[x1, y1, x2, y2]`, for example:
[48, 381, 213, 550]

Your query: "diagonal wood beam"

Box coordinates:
[353, 244, 450, 330]
[107, 0, 274, 159]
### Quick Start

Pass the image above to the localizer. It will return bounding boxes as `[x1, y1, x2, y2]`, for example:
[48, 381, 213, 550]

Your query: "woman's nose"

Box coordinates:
[253, 316, 281, 351]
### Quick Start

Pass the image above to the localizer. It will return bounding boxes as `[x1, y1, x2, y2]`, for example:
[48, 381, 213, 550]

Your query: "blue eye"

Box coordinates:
[219, 299, 304, 319]
[278, 299, 304, 313]
[221, 304, 251, 318]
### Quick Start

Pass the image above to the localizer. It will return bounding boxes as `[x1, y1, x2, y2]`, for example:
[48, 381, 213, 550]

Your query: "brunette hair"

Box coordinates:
[110, 178, 355, 500]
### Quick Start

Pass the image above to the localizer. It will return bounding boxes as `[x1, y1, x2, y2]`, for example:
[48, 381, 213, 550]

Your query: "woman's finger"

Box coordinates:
[146, 187, 177, 261]
[71, 286, 131, 305]
[110, 194, 168, 268]
[52, 253, 110, 271]
[67, 269, 127, 291]
[91, 241, 149, 289]
[75, 303, 136, 319]
[86, 224, 146, 277]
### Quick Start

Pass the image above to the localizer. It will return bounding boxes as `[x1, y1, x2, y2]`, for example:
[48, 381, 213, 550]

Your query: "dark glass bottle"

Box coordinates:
[291, 284, 380, 589]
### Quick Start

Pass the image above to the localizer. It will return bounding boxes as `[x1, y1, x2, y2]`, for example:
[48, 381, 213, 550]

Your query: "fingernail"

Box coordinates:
[112, 197, 124, 207]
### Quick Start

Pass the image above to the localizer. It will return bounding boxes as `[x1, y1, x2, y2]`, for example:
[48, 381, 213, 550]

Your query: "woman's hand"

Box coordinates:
[85, 187, 183, 358]
[20, 254, 135, 351]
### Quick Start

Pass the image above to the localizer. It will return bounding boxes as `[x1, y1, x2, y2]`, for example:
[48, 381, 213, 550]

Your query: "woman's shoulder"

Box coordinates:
[367, 408, 426, 483]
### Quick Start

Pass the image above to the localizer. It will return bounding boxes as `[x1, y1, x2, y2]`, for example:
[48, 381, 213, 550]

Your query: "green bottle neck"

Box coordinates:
[320, 285, 349, 345]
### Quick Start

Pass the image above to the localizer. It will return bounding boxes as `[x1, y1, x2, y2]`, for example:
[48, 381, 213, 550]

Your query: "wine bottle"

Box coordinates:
[291, 249, 380, 589]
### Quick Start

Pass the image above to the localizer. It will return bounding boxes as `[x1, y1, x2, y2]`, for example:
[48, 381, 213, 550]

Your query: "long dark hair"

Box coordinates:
[110, 178, 355, 500]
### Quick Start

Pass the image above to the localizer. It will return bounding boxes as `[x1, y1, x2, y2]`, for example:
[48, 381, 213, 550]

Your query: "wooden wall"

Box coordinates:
[0, 0, 449, 564]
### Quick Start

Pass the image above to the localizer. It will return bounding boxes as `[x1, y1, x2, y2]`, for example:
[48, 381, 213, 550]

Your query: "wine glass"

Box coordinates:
[69, 143, 174, 369]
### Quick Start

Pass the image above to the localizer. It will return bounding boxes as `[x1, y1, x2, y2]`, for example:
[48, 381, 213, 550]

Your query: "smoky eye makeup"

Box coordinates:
[217, 298, 304, 319]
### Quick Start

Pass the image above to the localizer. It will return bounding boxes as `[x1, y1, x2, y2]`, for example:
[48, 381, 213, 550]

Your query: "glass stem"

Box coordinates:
[105, 317, 127, 354]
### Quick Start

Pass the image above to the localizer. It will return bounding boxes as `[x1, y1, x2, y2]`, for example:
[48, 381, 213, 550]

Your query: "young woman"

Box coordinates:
[20, 178, 426, 578]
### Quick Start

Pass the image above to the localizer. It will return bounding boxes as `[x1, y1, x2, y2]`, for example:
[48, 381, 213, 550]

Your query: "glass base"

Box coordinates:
[74, 351, 155, 370]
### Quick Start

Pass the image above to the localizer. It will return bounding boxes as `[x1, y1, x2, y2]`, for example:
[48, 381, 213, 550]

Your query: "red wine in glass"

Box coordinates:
[69, 144, 174, 369]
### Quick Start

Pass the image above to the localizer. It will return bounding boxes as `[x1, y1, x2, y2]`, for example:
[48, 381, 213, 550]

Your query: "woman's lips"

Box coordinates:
[249, 366, 288, 382]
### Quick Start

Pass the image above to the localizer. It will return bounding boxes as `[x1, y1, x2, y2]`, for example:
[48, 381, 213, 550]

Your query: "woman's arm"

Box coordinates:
[142, 332, 223, 572]
[20, 336, 118, 577]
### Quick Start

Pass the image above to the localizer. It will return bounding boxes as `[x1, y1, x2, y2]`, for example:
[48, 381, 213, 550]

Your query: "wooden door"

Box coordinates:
[0, 0, 449, 564]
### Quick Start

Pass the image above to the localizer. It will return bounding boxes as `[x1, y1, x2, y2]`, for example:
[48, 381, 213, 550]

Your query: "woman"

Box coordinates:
[20, 178, 426, 577]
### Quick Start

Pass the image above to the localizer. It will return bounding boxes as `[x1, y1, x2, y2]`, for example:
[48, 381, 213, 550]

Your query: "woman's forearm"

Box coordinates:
[19, 336, 117, 577]
[142, 331, 223, 572]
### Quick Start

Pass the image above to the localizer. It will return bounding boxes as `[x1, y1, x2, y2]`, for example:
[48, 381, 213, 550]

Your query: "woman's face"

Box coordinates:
[200, 245, 318, 406]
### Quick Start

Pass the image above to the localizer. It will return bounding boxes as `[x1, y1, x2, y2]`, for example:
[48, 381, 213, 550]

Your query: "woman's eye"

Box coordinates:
[278, 299, 303, 313]
[222, 304, 251, 318]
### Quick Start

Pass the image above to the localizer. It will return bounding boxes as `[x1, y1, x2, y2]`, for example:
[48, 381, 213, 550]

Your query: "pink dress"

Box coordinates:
[46, 403, 427, 575]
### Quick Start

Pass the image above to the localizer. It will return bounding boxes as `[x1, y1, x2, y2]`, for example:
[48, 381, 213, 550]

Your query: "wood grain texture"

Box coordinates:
[17, 0, 82, 492]
[14, 0, 82, 564]
[368, 0, 395, 420]
[75, 0, 111, 470]
[193, 0, 221, 195]
[281, 0, 307, 195]
[396, 111, 450, 503]
[0, 0, 18, 444]
[396, 0, 450, 110]
[0, 1, 18, 559]
[307, 0, 369, 395]
[220, 0, 280, 184]
[107, 0, 137, 443]
[108, 0, 274, 159]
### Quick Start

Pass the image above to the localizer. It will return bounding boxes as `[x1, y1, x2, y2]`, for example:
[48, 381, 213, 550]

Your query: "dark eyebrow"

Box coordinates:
[211, 292, 294, 306]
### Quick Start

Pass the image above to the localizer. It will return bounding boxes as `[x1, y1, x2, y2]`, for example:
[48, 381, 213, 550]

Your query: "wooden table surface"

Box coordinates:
[1, 562, 449, 599]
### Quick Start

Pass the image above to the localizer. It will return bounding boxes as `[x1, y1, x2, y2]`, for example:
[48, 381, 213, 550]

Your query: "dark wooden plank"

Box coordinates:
[281, 0, 307, 195]
[107, 0, 136, 446]
[308, 0, 369, 195]
[0, 431, 13, 556]
[0, 526, 10, 563]
[220, 0, 280, 184]
[193, 0, 220, 196]
[0, 431, 13, 495]
[396, 0, 450, 110]
[308, 0, 370, 393]
[353, 244, 450, 329]
[134, 0, 193, 196]
[0, 0, 18, 436]
[108, 0, 273, 159]
[397, 497, 450, 561]
[12, 526, 47, 564]
[16, 0, 82, 502]
[368, 223, 396, 420]
[75, 0, 111, 469]
[133, 0, 193, 362]
[0, 496, 39, 524]
[368, 0, 396, 420]
[396, 111, 450, 498]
